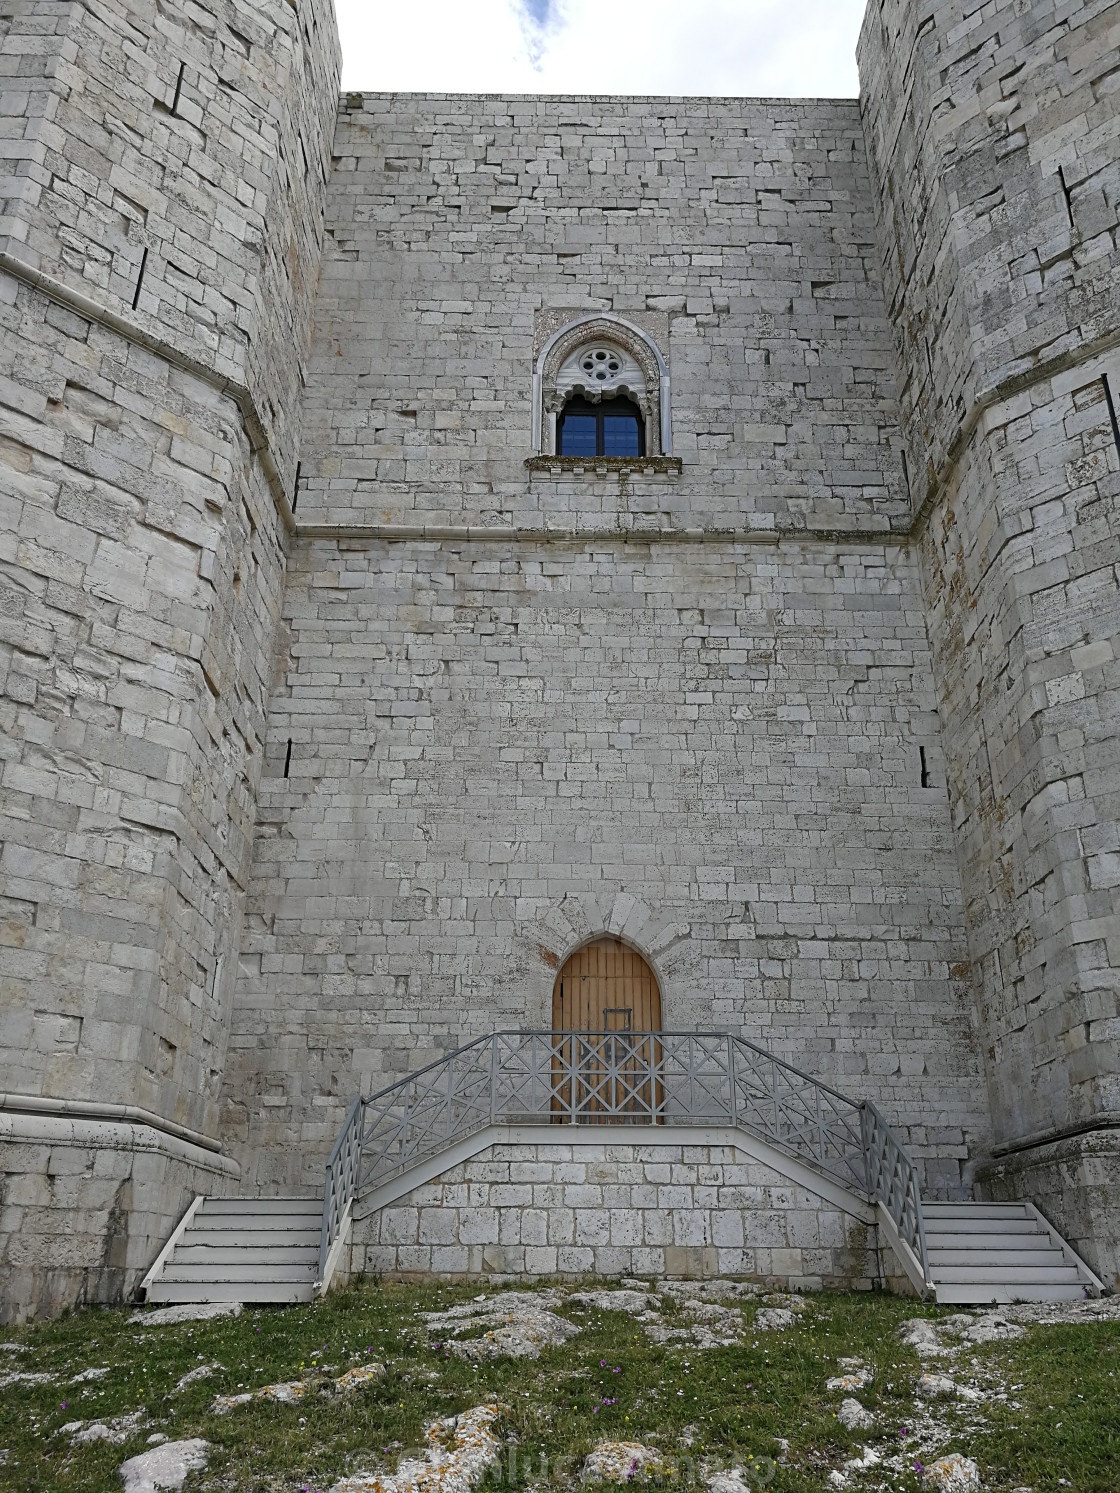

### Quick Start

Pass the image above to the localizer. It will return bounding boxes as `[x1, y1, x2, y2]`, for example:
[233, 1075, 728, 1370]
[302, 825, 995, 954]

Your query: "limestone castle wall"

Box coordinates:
[221, 94, 991, 1196]
[224, 534, 988, 1196]
[0, 0, 339, 1318]
[295, 95, 911, 535]
[859, 0, 1120, 1279]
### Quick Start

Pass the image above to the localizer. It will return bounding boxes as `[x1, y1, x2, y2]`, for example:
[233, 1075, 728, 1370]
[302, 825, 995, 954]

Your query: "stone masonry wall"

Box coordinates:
[859, 0, 1120, 1267]
[352, 1139, 881, 1291]
[225, 534, 989, 1194]
[0, 0, 340, 1314]
[297, 95, 910, 535]
[859, 0, 1120, 1147]
[0, 0, 341, 487]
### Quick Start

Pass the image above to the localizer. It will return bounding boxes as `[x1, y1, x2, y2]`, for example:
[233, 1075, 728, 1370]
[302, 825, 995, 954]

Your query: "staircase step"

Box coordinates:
[160, 1262, 317, 1284]
[925, 1218, 1039, 1242]
[928, 1248, 1069, 1268]
[147, 1280, 315, 1305]
[200, 1198, 320, 1217]
[924, 1203, 1031, 1219]
[184, 1228, 322, 1247]
[932, 1264, 1081, 1284]
[926, 1232, 1055, 1250]
[172, 1245, 318, 1266]
[935, 1281, 1086, 1304]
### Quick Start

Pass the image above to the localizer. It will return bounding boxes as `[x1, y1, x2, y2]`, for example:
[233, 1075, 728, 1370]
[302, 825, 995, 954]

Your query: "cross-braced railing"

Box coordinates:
[317, 1030, 932, 1290]
[862, 1098, 933, 1290]
[316, 1094, 363, 1291]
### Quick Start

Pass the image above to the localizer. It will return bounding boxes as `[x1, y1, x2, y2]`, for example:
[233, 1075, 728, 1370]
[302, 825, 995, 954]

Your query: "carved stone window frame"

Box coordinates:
[533, 313, 672, 457]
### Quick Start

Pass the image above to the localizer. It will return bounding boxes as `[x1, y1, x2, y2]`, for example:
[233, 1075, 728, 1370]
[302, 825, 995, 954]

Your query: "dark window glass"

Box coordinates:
[560, 415, 597, 457]
[603, 415, 640, 457]
[558, 396, 645, 458]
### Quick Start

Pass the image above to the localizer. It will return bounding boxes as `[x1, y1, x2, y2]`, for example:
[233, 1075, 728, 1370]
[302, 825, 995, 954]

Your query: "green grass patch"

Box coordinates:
[0, 1283, 1116, 1492]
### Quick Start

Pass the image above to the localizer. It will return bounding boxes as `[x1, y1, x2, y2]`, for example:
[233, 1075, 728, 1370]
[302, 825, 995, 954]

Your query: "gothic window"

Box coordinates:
[533, 314, 672, 457]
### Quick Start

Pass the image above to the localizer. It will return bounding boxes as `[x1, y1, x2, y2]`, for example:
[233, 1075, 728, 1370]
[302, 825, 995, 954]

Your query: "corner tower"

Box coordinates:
[0, 0, 340, 1319]
[859, 0, 1120, 1282]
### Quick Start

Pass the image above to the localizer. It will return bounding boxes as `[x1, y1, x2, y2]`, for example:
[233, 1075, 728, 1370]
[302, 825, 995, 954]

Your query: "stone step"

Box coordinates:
[171, 1244, 319, 1267]
[924, 1202, 1032, 1219]
[925, 1230, 1054, 1248]
[146, 1280, 315, 1305]
[935, 1281, 1086, 1305]
[200, 1198, 320, 1217]
[184, 1227, 322, 1248]
[924, 1217, 1040, 1237]
[932, 1263, 1081, 1285]
[159, 1261, 317, 1284]
[928, 1248, 1069, 1269]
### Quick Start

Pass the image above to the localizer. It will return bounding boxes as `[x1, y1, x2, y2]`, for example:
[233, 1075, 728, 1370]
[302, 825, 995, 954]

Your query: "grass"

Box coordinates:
[0, 1281, 1117, 1492]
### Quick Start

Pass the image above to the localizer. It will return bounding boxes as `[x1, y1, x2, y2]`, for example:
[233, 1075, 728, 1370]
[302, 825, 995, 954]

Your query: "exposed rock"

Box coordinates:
[422, 1293, 580, 1360]
[826, 1368, 873, 1392]
[836, 1398, 875, 1430]
[119, 1438, 209, 1493]
[60, 1410, 147, 1445]
[754, 1308, 796, 1332]
[172, 1364, 217, 1393]
[0, 1370, 55, 1388]
[71, 1366, 111, 1383]
[336, 1363, 387, 1392]
[761, 1293, 808, 1311]
[130, 1303, 242, 1328]
[916, 1372, 957, 1398]
[583, 1440, 672, 1482]
[567, 1291, 659, 1314]
[960, 1314, 1023, 1345]
[704, 1468, 751, 1493]
[916, 1372, 982, 1402]
[330, 1404, 502, 1493]
[899, 1319, 948, 1356]
[922, 1453, 981, 1491]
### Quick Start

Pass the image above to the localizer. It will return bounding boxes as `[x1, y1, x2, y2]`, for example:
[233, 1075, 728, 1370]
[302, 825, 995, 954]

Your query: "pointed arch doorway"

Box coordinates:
[551, 937, 662, 1123]
[552, 936, 662, 1034]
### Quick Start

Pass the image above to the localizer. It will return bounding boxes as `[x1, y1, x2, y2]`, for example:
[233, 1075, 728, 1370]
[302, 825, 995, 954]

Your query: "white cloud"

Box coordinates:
[336, 0, 866, 98]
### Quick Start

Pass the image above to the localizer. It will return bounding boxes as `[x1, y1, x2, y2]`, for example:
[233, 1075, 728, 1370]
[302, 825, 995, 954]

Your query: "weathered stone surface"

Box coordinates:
[1, 0, 1117, 1319]
[349, 1140, 883, 1291]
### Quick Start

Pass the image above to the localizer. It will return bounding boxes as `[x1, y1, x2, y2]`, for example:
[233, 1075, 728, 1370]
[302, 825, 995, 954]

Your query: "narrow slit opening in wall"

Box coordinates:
[291, 460, 301, 514]
[131, 247, 148, 311]
[283, 739, 292, 778]
[900, 446, 911, 499]
[920, 745, 930, 788]
[170, 62, 185, 115]
[1058, 165, 1075, 228]
[1102, 374, 1120, 459]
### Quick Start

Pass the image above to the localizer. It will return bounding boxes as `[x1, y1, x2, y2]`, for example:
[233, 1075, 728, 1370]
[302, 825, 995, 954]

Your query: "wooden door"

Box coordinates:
[551, 938, 661, 1122]
[552, 937, 661, 1033]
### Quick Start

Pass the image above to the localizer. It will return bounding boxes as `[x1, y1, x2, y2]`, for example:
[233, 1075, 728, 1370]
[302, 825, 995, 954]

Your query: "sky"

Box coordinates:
[335, 0, 867, 99]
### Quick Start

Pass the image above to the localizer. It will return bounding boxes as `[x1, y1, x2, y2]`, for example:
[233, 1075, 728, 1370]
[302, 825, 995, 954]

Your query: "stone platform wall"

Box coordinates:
[351, 1138, 883, 1291]
[0, 1112, 236, 1325]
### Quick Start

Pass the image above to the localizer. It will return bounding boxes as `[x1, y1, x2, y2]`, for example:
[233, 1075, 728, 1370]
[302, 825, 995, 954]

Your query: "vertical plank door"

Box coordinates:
[551, 938, 662, 1122]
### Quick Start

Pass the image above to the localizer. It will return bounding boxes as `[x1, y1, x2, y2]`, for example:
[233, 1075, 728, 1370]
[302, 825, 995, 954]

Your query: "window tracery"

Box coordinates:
[532, 314, 672, 458]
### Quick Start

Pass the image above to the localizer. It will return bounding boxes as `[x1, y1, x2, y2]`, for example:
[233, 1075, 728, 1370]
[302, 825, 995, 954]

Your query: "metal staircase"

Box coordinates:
[140, 1031, 1104, 1308]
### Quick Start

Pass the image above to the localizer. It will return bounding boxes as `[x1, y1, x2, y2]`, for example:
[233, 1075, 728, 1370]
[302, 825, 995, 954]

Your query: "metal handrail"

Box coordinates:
[861, 1097, 933, 1287]
[318, 1030, 931, 1289]
[316, 1094, 363, 1290]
